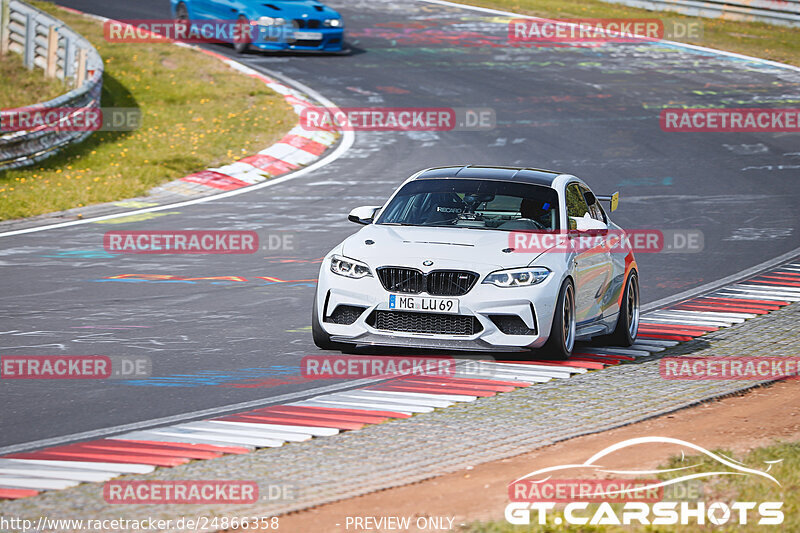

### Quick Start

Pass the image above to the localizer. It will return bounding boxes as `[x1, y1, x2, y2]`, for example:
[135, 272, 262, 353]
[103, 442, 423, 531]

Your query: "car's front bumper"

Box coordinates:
[251, 28, 344, 52]
[316, 263, 563, 352]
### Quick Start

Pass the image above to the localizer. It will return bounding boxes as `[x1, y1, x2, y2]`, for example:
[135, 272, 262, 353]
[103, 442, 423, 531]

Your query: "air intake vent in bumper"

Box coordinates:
[367, 310, 482, 336]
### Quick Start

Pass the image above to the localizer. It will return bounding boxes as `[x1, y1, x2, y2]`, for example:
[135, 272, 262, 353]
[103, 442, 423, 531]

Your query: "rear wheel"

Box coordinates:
[539, 279, 576, 360]
[606, 271, 639, 346]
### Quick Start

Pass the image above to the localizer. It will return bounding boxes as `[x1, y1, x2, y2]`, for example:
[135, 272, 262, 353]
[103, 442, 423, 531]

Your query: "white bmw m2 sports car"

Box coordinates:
[313, 166, 639, 358]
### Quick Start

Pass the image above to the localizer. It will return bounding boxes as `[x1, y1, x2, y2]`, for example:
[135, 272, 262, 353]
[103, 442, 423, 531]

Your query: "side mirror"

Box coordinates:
[570, 214, 608, 234]
[348, 206, 381, 225]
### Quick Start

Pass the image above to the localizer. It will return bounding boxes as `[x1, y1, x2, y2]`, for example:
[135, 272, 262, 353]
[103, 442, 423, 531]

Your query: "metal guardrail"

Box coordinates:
[0, 0, 103, 171]
[600, 0, 800, 27]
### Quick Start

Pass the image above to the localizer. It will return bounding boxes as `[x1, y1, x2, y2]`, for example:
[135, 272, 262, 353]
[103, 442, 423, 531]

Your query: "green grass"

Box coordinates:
[0, 1, 295, 221]
[462, 440, 799, 532]
[454, 0, 800, 67]
[0, 53, 65, 108]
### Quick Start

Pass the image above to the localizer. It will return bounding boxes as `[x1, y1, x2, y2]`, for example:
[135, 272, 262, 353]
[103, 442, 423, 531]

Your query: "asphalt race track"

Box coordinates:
[1, 0, 799, 452]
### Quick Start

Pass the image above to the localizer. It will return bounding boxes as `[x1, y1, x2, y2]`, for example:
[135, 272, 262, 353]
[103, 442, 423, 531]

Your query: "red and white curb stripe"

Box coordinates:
[57, 6, 339, 199]
[154, 56, 337, 196]
[2, 260, 799, 500]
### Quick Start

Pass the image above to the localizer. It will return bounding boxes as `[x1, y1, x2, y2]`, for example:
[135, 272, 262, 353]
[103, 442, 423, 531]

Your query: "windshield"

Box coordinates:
[376, 178, 560, 231]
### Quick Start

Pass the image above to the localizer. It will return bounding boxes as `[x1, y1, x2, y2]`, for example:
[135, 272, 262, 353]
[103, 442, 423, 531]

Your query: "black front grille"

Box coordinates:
[377, 267, 426, 294]
[294, 19, 321, 29]
[368, 311, 482, 336]
[377, 268, 478, 296]
[427, 271, 479, 296]
[325, 305, 366, 325]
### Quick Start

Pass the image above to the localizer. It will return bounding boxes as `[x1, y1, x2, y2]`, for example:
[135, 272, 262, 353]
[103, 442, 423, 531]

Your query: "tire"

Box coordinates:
[233, 15, 251, 54]
[606, 271, 639, 347]
[175, 2, 188, 21]
[311, 293, 353, 351]
[539, 279, 576, 360]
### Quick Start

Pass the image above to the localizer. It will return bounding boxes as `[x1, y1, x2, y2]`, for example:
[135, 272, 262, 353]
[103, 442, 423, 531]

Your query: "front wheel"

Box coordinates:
[311, 293, 353, 351]
[233, 15, 251, 54]
[606, 271, 639, 346]
[538, 279, 576, 360]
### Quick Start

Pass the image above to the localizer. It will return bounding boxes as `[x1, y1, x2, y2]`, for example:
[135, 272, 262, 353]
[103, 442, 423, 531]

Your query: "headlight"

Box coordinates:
[324, 18, 342, 27]
[482, 267, 551, 287]
[330, 254, 372, 279]
[258, 16, 285, 26]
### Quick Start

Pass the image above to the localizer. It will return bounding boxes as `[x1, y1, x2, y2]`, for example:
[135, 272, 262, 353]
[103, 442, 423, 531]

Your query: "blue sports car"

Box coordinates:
[171, 0, 345, 53]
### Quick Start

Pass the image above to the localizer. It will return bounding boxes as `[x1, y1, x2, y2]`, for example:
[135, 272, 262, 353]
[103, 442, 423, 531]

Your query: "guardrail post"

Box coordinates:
[64, 36, 74, 83]
[45, 24, 57, 77]
[0, 0, 10, 55]
[23, 11, 34, 69]
[75, 47, 87, 86]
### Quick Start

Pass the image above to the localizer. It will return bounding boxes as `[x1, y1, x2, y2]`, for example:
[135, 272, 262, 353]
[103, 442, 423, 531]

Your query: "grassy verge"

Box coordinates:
[0, 1, 295, 221]
[462, 439, 799, 532]
[0, 53, 65, 108]
[454, 0, 800, 67]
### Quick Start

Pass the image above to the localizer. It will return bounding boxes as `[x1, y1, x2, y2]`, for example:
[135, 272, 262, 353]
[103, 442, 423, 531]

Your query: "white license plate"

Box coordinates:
[294, 32, 323, 40]
[388, 294, 459, 314]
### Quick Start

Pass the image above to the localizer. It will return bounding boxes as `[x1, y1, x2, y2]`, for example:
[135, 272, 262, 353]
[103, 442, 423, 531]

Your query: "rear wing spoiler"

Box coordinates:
[596, 191, 619, 212]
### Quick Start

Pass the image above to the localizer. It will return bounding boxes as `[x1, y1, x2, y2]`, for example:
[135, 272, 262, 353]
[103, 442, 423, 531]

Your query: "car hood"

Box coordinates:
[341, 225, 550, 272]
[244, 0, 340, 18]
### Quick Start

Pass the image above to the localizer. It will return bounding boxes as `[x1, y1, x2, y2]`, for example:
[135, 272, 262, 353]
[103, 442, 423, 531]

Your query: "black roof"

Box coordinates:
[415, 165, 562, 186]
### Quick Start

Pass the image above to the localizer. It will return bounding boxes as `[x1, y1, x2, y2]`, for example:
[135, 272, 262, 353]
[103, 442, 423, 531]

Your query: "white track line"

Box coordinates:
[734, 284, 800, 294]
[207, 421, 338, 437]
[142, 428, 284, 448]
[711, 290, 795, 301]
[489, 363, 574, 378]
[0, 476, 80, 490]
[577, 347, 652, 357]
[0, 458, 153, 474]
[174, 422, 312, 442]
[365, 390, 478, 402]
[0, 467, 114, 483]
[628, 343, 666, 352]
[349, 390, 477, 402]
[331, 390, 454, 408]
[289, 400, 412, 414]
[306, 395, 436, 413]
